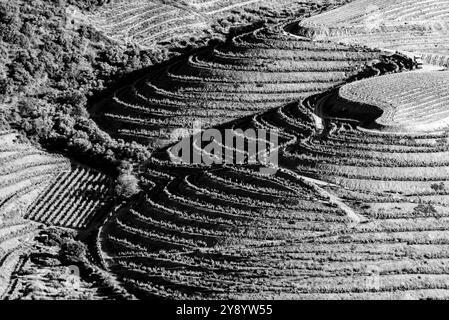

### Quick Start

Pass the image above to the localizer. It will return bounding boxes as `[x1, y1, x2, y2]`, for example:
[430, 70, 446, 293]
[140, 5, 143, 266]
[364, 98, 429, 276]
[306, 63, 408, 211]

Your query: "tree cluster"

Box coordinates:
[0, 0, 154, 174]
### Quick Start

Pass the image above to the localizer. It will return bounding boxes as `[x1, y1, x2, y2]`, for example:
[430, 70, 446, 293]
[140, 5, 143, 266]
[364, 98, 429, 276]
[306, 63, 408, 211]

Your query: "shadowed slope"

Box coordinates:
[94, 24, 383, 148]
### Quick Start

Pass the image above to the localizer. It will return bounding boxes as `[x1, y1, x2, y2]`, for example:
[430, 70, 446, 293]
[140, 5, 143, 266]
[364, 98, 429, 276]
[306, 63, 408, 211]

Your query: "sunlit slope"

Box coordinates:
[324, 71, 449, 131]
[25, 164, 112, 229]
[0, 131, 112, 230]
[101, 162, 355, 299]
[298, 0, 449, 67]
[0, 131, 66, 298]
[89, 0, 304, 47]
[0, 131, 69, 218]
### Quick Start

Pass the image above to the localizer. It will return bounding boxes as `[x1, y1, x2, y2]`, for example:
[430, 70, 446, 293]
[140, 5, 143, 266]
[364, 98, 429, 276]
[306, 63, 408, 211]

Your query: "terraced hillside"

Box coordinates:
[0, 131, 64, 298]
[0, 219, 40, 299]
[89, 0, 312, 47]
[25, 164, 113, 229]
[0, 131, 69, 219]
[94, 24, 393, 148]
[298, 0, 449, 67]
[325, 71, 449, 132]
[0, 130, 114, 298]
[100, 163, 356, 299]
[98, 69, 449, 299]
[4, 0, 447, 301]
[0, 130, 112, 229]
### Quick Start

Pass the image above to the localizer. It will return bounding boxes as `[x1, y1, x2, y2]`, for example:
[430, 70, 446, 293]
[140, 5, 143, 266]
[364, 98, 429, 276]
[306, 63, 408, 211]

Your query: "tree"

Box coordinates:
[431, 182, 445, 193]
[118, 160, 134, 175]
[115, 173, 140, 199]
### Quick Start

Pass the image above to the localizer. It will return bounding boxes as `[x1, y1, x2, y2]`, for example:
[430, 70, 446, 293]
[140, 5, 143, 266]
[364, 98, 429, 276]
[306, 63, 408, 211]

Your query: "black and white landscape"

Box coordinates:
[1, 0, 449, 300]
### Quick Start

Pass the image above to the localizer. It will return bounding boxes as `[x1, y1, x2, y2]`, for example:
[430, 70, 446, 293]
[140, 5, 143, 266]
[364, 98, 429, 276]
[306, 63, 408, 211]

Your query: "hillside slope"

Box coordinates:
[97, 66, 449, 299]
[0, 129, 117, 299]
[0, 130, 113, 230]
[88, 0, 324, 47]
[298, 0, 449, 67]
[0, 131, 69, 219]
[93, 23, 394, 148]
[0, 131, 63, 298]
[328, 71, 449, 131]
[4, 0, 446, 301]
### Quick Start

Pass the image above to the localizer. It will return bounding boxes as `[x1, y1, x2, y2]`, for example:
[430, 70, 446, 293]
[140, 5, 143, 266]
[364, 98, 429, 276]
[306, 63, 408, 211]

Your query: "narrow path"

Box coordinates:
[277, 168, 366, 225]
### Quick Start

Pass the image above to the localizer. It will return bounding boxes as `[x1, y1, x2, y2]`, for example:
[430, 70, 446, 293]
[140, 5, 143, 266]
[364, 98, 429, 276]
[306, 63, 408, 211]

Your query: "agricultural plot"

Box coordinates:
[89, 0, 307, 47]
[0, 131, 69, 298]
[90, 0, 207, 45]
[0, 220, 40, 299]
[99, 67, 449, 299]
[4, 0, 449, 301]
[0, 131, 113, 298]
[94, 24, 386, 148]
[0, 130, 112, 229]
[298, 0, 449, 67]
[25, 164, 113, 229]
[0, 131, 70, 219]
[286, 74, 449, 298]
[100, 163, 353, 299]
[334, 71, 449, 131]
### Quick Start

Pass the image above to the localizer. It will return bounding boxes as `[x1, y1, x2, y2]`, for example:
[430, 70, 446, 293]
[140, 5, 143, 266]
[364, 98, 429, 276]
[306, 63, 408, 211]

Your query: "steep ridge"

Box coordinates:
[94, 24, 387, 148]
[91, 3, 444, 298]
